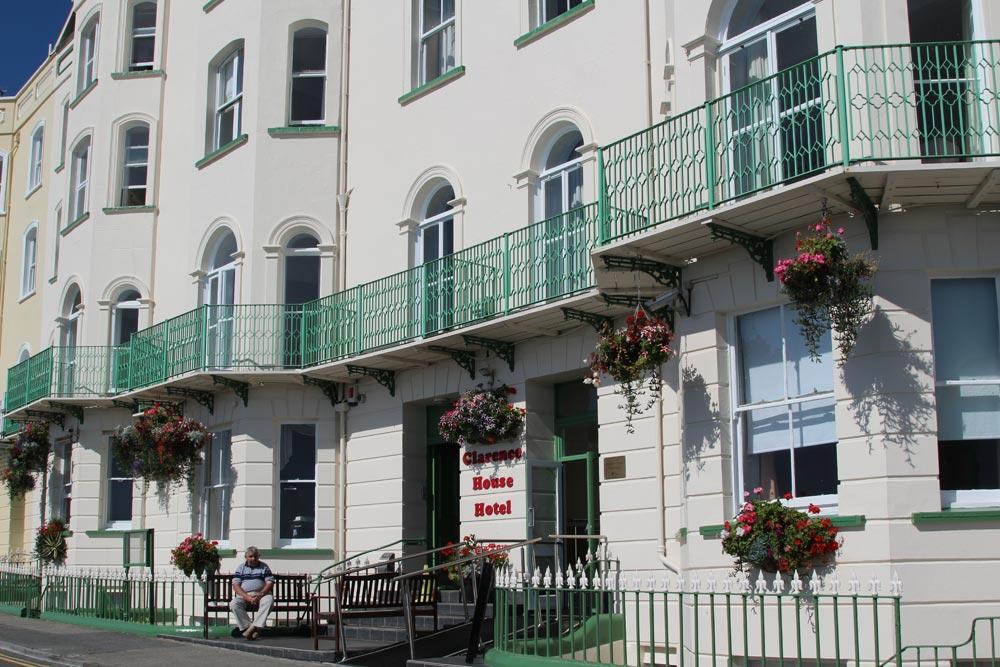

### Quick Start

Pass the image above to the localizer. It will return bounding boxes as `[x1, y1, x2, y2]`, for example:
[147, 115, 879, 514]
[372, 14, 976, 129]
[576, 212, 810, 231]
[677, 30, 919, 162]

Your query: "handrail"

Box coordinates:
[315, 541, 465, 582]
[312, 536, 425, 584]
[394, 537, 547, 581]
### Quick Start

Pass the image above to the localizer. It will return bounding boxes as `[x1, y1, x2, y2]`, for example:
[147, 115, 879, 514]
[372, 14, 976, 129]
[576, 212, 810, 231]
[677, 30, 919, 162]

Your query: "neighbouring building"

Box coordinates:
[1, 0, 999, 660]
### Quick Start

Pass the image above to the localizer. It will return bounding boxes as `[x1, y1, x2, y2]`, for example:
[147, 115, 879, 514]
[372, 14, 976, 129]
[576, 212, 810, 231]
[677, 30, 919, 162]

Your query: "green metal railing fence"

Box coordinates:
[42, 569, 201, 626]
[601, 39, 1000, 242]
[889, 617, 1000, 667]
[5, 41, 1000, 411]
[493, 567, 904, 667]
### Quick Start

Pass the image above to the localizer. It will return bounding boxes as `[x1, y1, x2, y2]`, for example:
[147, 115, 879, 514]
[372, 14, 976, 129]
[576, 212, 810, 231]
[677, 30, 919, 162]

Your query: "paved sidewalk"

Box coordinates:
[0, 614, 308, 666]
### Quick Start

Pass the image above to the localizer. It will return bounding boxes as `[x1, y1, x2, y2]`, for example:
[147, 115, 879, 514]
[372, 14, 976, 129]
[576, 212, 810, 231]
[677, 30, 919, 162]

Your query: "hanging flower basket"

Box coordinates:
[721, 490, 841, 574]
[440, 534, 509, 584]
[35, 518, 68, 566]
[585, 308, 674, 433]
[1, 422, 51, 499]
[438, 386, 525, 446]
[774, 218, 876, 363]
[170, 533, 222, 579]
[111, 404, 211, 485]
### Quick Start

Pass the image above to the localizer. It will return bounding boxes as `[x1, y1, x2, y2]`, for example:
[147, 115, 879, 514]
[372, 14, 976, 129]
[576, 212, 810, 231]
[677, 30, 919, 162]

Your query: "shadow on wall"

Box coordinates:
[681, 365, 720, 480]
[841, 308, 935, 467]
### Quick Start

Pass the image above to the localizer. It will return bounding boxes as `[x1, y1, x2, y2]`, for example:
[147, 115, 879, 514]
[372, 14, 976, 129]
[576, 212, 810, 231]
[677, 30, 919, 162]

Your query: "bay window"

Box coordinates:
[120, 124, 150, 206]
[290, 27, 327, 124]
[213, 48, 244, 149]
[70, 138, 91, 222]
[129, 2, 157, 72]
[418, 0, 455, 85]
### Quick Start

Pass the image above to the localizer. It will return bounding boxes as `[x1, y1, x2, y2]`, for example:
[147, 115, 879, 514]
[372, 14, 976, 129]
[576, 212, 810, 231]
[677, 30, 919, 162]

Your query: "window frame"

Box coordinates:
[0, 149, 8, 213]
[214, 48, 244, 149]
[728, 302, 839, 514]
[79, 17, 100, 93]
[20, 224, 38, 299]
[70, 137, 92, 222]
[418, 0, 457, 86]
[201, 429, 233, 544]
[50, 206, 62, 282]
[289, 26, 328, 125]
[128, 1, 157, 72]
[56, 440, 73, 525]
[112, 289, 142, 346]
[536, 0, 585, 26]
[930, 274, 1000, 509]
[27, 124, 44, 194]
[119, 124, 150, 207]
[277, 423, 317, 548]
[106, 438, 134, 530]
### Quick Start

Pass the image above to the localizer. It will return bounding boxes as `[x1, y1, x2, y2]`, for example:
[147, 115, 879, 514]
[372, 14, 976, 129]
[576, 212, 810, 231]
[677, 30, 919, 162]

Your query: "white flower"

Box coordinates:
[720, 530, 730, 539]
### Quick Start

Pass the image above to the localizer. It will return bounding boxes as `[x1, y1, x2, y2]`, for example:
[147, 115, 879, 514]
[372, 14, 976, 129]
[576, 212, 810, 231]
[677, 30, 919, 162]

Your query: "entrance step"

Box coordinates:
[406, 656, 485, 666]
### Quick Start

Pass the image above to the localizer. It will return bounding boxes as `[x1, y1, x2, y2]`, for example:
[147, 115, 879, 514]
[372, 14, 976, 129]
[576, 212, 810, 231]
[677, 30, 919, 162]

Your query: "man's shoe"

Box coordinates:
[231, 627, 243, 638]
[248, 627, 261, 641]
[242, 626, 255, 639]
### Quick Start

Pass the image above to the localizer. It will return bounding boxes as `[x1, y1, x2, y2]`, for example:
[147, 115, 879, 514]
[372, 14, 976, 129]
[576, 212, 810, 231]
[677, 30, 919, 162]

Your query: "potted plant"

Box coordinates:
[441, 535, 509, 589]
[34, 518, 68, 566]
[170, 533, 222, 579]
[585, 308, 675, 433]
[721, 489, 841, 574]
[1, 422, 51, 499]
[774, 217, 876, 363]
[111, 404, 211, 485]
[438, 386, 525, 446]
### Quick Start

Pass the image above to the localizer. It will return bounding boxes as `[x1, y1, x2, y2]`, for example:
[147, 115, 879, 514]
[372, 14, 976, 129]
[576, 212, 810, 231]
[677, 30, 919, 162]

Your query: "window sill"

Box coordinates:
[61, 212, 90, 236]
[257, 548, 332, 558]
[699, 515, 866, 539]
[203, 0, 225, 12]
[17, 290, 36, 304]
[84, 530, 131, 538]
[217, 548, 238, 558]
[267, 125, 340, 137]
[69, 80, 98, 110]
[48, 276, 57, 285]
[24, 183, 42, 201]
[54, 162, 64, 174]
[196, 134, 248, 170]
[514, 0, 595, 48]
[398, 66, 466, 106]
[111, 69, 166, 81]
[912, 507, 1000, 525]
[103, 205, 156, 216]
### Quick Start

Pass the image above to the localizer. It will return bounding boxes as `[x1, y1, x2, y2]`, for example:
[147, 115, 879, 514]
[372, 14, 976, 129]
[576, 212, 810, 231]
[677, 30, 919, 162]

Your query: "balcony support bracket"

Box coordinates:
[462, 335, 515, 373]
[601, 255, 683, 288]
[347, 365, 396, 397]
[112, 399, 139, 412]
[428, 346, 477, 380]
[601, 293, 676, 330]
[847, 177, 878, 250]
[14, 410, 66, 429]
[212, 376, 249, 407]
[303, 376, 343, 406]
[49, 402, 84, 425]
[561, 308, 614, 332]
[165, 387, 215, 415]
[706, 223, 774, 282]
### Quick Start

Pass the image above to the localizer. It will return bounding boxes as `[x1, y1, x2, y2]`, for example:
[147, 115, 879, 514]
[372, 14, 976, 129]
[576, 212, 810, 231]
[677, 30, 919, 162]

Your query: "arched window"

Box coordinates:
[129, 2, 157, 72]
[79, 15, 100, 93]
[203, 231, 237, 368]
[20, 225, 37, 298]
[284, 234, 321, 304]
[721, 0, 818, 195]
[27, 124, 44, 192]
[112, 289, 142, 346]
[17, 347, 31, 364]
[417, 184, 455, 265]
[538, 128, 583, 221]
[290, 27, 327, 124]
[120, 124, 150, 207]
[70, 137, 92, 222]
[211, 44, 244, 149]
[62, 286, 83, 349]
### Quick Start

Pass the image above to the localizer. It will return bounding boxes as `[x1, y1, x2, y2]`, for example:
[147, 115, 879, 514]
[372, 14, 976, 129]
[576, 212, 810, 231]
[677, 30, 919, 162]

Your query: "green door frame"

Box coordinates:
[553, 410, 599, 557]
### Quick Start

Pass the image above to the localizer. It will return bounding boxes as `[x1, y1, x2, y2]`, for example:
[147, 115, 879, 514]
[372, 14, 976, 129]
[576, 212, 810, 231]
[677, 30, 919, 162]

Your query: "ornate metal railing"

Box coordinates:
[5, 40, 1000, 409]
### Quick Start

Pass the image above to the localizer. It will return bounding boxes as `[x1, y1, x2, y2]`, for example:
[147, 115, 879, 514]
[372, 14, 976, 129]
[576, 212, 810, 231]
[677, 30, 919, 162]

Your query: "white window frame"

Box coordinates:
[729, 303, 839, 514]
[289, 27, 327, 125]
[27, 124, 44, 194]
[112, 289, 142, 346]
[106, 443, 134, 530]
[120, 124, 150, 207]
[416, 208, 454, 265]
[56, 440, 73, 524]
[536, 0, 584, 26]
[931, 274, 1000, 509]
[418, 0, 456, 86]
[0, 149, 8, 213]
[79, 18, 100, 93]
[50, 206, 62, 282]
[70, 138, 91, 222]
[20, 224, 37, 299]
[214, 49, 244, 149]
[129, 1, 157, 72]
[201, 429, 232, 544]
[277, 423, 317, 548]
[58, 101, 70, 166]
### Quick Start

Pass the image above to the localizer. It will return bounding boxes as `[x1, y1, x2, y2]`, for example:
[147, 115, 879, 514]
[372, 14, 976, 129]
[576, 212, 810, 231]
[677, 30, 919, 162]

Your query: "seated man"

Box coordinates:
[230, 546, 275, 640]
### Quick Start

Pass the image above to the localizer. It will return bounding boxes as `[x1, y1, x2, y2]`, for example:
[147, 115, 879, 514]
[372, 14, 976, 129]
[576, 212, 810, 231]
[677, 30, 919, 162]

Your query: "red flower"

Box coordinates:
[808, 504, 821, 514]
[783, 492, 793, 500]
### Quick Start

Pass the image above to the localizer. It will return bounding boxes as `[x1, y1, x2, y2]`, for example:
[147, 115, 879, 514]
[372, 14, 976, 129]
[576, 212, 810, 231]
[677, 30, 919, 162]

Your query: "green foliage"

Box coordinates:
[35, 518, 68, 566]
[438, 386, 525, 446]
[111, 404, 210, 485]
[1, 422, 51, 499]
[170, 533, 221, 578]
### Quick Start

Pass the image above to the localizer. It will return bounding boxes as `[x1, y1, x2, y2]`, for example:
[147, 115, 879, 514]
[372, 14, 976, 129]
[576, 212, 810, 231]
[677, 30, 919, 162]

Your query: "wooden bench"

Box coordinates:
[311, 571, 438, 652]
[203, 572, 313, 639]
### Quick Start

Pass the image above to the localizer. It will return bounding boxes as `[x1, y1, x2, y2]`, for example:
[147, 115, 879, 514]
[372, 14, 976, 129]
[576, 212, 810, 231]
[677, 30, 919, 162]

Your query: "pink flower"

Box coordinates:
[753, 486, 764, 495]
[814, 224, 824, 232]
[837, 227, 845, 235]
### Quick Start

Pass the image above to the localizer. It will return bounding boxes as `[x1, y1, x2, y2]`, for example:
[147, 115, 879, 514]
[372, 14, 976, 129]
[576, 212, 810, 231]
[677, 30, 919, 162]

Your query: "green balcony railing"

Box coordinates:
[601, 39, 1000, 242]
[5, 41, 1000, 412]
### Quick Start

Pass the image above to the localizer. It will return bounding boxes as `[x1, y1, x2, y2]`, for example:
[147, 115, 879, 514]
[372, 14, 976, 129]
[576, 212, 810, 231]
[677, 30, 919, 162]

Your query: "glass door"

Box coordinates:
[538, 134, 585, 300]
[418, 213, 454, 334]
[205, 267, 235, 369]
[526, 460, 560, 575]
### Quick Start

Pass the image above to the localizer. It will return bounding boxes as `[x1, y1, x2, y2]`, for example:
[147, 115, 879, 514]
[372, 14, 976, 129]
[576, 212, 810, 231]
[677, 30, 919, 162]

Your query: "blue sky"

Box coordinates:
[0, 2, 73, 96]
